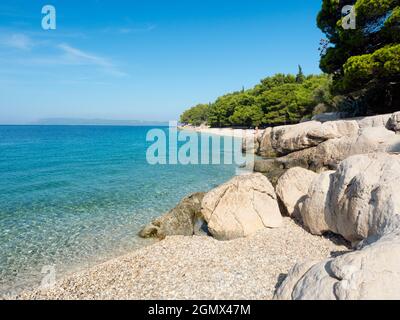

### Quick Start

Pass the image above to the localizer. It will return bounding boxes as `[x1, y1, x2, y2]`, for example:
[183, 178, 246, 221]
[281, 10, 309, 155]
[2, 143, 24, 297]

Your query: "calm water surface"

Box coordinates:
[0, 125, 238, 295]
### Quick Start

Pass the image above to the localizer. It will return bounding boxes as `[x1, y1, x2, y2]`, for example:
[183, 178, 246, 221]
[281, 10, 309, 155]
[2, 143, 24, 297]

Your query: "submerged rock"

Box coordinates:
[139, 192, 206, 239]
[201, 173, 282, 240]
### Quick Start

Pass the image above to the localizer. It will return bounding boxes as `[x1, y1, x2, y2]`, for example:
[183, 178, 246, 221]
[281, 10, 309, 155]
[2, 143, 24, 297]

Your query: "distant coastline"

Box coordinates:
[28, 118, 170, 126]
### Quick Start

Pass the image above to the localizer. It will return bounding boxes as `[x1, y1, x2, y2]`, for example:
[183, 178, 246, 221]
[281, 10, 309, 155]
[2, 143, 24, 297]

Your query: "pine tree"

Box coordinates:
[296, 65, 305, 83]
[317, 0, 400, 114]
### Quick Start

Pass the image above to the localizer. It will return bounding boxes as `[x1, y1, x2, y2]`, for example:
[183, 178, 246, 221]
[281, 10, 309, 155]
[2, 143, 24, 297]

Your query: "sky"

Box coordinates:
[0, 0, 325, 124]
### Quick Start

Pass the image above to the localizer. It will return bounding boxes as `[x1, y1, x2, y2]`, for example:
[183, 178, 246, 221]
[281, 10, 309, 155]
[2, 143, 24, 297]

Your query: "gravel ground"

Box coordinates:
[18, 218, 350, 300]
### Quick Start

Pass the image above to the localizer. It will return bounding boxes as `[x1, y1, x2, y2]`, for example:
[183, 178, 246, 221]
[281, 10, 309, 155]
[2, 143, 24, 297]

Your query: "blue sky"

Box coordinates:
[0, 0, 324, 124]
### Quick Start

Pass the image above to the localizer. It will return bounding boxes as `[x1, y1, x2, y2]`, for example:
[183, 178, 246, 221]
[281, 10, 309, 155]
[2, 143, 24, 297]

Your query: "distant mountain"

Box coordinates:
[31, 118, 170, 126]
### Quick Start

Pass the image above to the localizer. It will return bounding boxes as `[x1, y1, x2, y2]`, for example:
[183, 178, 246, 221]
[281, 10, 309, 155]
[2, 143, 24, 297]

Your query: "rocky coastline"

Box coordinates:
[18, 111, 400, 300]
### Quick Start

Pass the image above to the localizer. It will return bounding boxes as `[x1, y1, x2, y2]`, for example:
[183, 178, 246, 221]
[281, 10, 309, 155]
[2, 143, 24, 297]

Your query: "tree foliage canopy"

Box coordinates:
[179, 104, 210, 126]
[180, 73, 332, 128]
[180, 0, 400, 127]
[317, 0, 400, 113]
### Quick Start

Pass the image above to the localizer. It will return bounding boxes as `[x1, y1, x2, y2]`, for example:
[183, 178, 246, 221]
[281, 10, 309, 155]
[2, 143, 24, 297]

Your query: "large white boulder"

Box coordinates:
[301, 153, 400, 243]
[241, 130, 263, 154]
[258, 127, 275, 157]
[275, 223, 400, 300]
[270, 120, 359, 156]
[307, 120, 359, 142]
[355, 113, 392, 129]
[275, 167, 317, 217]
[351, 126, 400, 154]
[309, 126, 400, 171]
[276, 153, 400, 300]
[270, 121, 325, 156]
[301, 171, 335, 235]
[329, 153, 400, 243]
[201, 173, 282, 240]
[253, 113, 400, 162]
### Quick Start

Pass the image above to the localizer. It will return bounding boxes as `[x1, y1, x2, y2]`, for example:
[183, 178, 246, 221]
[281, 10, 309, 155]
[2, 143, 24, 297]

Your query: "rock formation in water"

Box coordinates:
[139, 192, 207, 239]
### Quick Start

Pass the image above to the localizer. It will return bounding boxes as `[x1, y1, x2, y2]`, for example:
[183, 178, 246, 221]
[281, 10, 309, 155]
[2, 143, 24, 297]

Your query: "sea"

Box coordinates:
[0, 125, 239, 296]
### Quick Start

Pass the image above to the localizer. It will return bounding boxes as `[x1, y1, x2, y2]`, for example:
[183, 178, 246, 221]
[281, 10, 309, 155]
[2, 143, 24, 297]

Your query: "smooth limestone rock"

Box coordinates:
[201, 173, 282, 240]
[301, 153, 400, 240]
[259, 127, 275, 157]
[312, 127, 400, 170]
[253, 113, 399, 161]
[329, 153, 400, 243]
[270, 121, 324, 156]
[387, 111, 400, 133]
[275, 167, 317, 217]
[276, 157, 400, 301]
[139, 192, 206, 239]
[275, 226, 400, 300]
[270, 120, 359, 156]
[352, 126, 400, 153]
[300, 153, 400, 243]
[301, 171, 335, 235]
[242, 130, 263, 154]
[355, 113, 392, 129]
[274, 260, 319, 300]
[307, 120, 359, 142]
[254, 126, 400, 178]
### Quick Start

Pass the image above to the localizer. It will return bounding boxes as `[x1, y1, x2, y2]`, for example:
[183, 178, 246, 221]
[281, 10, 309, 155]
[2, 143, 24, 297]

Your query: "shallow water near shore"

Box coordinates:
[0, 125, 239, 296]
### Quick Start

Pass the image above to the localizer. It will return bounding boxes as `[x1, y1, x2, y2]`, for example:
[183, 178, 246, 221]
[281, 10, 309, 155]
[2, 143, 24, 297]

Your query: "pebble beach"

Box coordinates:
[18, 218, 349, 300]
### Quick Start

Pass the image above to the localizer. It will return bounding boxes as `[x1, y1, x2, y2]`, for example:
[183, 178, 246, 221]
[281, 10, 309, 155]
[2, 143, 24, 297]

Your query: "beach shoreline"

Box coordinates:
[178, 125, 259, 138]
[10, 111, 400, 300]
[17, 217, 348, 300]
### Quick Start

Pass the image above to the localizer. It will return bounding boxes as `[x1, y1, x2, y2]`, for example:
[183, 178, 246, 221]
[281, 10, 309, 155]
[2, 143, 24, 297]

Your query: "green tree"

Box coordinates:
[180, 72, 332, 128]
[317, 0, 400, 114]
[229, 105, 264, 127]
[179, 103, 210, 126]
[296, 65, 306, 83]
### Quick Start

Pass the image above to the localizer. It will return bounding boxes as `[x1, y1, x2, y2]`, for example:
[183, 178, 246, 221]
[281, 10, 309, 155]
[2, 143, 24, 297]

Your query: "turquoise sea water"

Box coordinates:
[0, 125, 238, 296]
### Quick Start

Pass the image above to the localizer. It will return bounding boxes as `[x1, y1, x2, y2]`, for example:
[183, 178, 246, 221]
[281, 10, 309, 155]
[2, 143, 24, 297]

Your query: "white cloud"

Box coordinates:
[102, 24, 157, 35]
[59, 43, 111, 67]
[58, 43, 127, 77]
[0, 33, 33, 50]
[117, 24, 157, 34]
